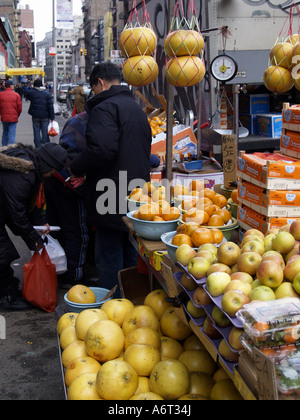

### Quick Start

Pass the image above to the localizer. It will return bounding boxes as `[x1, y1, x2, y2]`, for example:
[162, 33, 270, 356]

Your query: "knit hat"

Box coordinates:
[36, 143, 68, 173]
[5, 80, 13, 87]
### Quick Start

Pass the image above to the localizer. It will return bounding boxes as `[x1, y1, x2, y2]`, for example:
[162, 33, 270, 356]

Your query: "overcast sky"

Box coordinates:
[18, 0, 83, 42]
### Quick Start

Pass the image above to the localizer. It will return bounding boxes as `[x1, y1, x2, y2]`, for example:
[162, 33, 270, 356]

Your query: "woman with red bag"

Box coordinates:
[0, 142, 67, 310]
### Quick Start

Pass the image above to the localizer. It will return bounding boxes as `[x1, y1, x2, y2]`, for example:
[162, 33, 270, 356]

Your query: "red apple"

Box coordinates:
[217, 242, 241, 267]
[262, 251, 285, 269]
[207, 263, 232, 276]
[180, 272, 197, 291]
[290, 220, 300, 241]
[228, 327, 244, 351]
[237, 252, 262, 276]
[243, 229, 265, 241]
[272, 231, 296, 255]
[196, 250, 216, 264]
[203, 316, 222, 340]
[230, 272, 253, 285]
[241, 235, 264, 248]
[257, 260, 284, 289]
[193, 287, 213, 306]
[284, 256, 300, 282]
[224, 280, 252, 296]
[221, 290, 249, 318]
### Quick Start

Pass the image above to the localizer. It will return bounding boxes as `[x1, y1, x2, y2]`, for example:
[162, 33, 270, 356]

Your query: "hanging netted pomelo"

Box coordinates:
[263, 65, 294, 93]
[270, 42, 294, 69]
[164, 29, 204, 57]
[165, 55, 205, 87]
[289, 34, 300, 46]
[123, 55, 158, 86]
[119, 26, 157, 57]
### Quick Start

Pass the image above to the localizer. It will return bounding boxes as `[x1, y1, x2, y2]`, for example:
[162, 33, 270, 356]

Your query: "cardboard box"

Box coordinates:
[238, 204, 300, 234]
[256, 113, 282, 138]
[239, 115, 257, 135]
[118, 266, 152, 305]
[238, 180, 300, 217]
[282, 103, 300, 126]
[239, 94, 270, 115]
[237, 151, 300, 189]
[281, 129, 300, 158]
[173, 171, 224, 190]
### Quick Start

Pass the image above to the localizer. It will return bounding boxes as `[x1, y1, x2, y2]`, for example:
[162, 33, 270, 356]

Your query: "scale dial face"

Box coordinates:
[210, 54, 238, 82]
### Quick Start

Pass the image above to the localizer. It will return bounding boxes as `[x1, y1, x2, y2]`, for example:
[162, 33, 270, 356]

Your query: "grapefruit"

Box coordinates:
[165, 55, 205, 87]
[123, 55, 158, 86]
[164, 29, 204, 57]
[119, 26, 157, 57]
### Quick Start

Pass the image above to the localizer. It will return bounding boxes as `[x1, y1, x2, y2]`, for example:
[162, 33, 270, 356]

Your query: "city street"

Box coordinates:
[0, 99, 71, 400]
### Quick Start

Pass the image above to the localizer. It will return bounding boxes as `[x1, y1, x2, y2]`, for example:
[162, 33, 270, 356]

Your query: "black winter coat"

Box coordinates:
[70, 85, 152, 230]
[26, 87, 55, 121]
[0, 145, 45, 265]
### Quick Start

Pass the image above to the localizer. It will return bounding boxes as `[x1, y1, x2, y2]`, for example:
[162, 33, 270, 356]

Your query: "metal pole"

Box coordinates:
[52, 0, 57, 107]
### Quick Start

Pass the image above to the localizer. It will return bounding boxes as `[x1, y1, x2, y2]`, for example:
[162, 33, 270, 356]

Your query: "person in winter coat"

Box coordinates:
[0, 80, 22, 146]
[26, 79, 55, 147]
[68, 84, 87, 114]
[0, 142, 67, 310]
[69, 62, 152, 298]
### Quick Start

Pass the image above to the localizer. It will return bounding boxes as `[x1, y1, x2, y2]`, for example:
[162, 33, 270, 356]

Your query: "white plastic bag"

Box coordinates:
[43, 235, 67, 274]
[48, 120, 60, 137]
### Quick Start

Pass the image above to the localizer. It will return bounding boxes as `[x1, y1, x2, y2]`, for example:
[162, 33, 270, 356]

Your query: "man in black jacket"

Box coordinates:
[26, 79, 55, 147]
[0, 143, 67, 310]
[70, 62, 152, 297]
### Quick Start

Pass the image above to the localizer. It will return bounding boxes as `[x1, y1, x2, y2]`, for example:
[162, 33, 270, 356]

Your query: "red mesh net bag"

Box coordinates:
[165, 0, 205, 87]
[120, 0, 158, 86]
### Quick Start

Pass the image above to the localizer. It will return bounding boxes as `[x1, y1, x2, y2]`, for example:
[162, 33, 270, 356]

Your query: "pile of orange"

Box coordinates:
[133, 202, 181, 222]
[172, 222, 224, 248]
[148, 116, 166, 136]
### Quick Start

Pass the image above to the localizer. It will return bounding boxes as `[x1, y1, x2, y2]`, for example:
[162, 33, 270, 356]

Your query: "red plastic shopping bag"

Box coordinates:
[22, 248, 58, 313]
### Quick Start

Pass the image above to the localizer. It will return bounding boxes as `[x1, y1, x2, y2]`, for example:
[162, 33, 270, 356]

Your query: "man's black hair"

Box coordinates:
[34, 79, 43, 88]
[89, 62, 122, 88]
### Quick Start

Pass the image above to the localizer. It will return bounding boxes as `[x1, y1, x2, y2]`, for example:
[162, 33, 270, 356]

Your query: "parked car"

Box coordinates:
[57, 84, 71, 102]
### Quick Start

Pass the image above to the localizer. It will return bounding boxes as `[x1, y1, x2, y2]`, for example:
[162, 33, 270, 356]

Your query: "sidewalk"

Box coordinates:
[0, 101, 70, 400]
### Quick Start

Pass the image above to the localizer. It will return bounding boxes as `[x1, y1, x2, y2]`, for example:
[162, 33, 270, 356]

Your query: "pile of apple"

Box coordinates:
[57, 288, 242, 401]
[175, 222, 300, 325]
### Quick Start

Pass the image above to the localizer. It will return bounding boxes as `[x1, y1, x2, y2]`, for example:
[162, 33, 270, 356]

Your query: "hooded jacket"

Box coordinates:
[0, 144, 45, 265]
[0, 87, 22, 122]
[26, 87, 55, 121]
[70, 85, 152, 230]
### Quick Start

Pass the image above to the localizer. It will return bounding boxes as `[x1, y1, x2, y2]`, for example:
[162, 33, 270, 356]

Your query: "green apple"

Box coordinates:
[256, 260, 284, 289]
[272, 231, 296, 255]
[211, 305, 231, 328]
[242, 229, 265, 241]
[293, 272, 300, 295]
[263, 234, 276, 252]
[252, 279, 262, 289]
[228, 327, 244, 351]
[186, 300, 206, 319]
[221, 290, 249, 318]
[175, 244, 197, 266]
[249, 286, 276, 302]
[237, 251, 262, 276]
[196, 250, 217, 265]
[241, 235, 264, 248]
[206, 272, 231, 297]
[241, 240, 265, 256]
[218, 338, 239, 363]
[217, 242, 241, 267]
[199, 243, 218, 257]
[188, 256, 211, 280]
[275, 282, 300, 299]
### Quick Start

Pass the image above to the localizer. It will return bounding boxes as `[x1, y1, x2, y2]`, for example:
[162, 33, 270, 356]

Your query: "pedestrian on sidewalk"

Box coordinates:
[26, 79, 55, 148]
[69, 62, 152, 298]
[44, 111, 90, 287]
[0, 142, 67, 310]
[0, 80, 22, 146]
[68, 83, 87, 115]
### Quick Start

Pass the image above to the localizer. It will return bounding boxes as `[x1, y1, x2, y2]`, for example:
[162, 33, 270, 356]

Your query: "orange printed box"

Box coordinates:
[237, 151, 300, 189]
[238, 180, 300, 216]
[281, 130, 300, 156]
[238, 205, 300, 234]
[282, 105, 300, 125]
